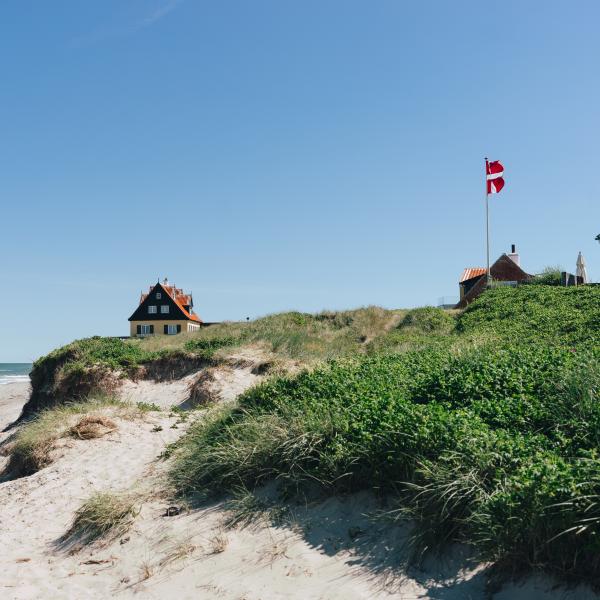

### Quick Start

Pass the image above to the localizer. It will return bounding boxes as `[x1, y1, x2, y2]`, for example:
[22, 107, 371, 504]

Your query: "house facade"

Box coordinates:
[455, 245, 532, 309]
[128, 278, 202, 336]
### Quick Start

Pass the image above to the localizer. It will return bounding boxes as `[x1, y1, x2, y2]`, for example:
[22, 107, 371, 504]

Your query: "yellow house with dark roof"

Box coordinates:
[128, 278, 202, 336]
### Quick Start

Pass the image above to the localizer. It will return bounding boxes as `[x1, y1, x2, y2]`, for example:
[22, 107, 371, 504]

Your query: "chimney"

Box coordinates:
[507, 244, 520, 266]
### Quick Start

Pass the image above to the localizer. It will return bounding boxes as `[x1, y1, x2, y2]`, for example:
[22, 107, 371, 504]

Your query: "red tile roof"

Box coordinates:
[459, 267, 487, 283]
[140, 283, 202, 322]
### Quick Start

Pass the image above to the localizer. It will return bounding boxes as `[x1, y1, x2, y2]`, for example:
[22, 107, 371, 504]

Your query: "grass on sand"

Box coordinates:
[61, 491, 139, 546]
[2, 396, 155, 477]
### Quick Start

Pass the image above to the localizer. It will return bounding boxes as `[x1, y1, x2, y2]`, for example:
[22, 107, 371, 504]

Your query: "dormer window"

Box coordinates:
[161, 305, 170, 314]
[156, 292, 161, 299]
[148, 305, 157, 314]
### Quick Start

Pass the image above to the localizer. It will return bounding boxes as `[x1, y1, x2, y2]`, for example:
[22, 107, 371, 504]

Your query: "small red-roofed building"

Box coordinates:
[455, 245, 532, 308]
[128, 278, 202, 336]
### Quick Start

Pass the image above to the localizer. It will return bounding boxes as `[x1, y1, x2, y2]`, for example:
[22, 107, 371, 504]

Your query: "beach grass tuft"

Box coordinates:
[3, 396, 147, 477]
[63, 491, 139, 546]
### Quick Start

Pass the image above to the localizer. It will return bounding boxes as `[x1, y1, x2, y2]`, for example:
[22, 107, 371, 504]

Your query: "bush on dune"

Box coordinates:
[457, 285, 600, 346]
[398, 306, 456, 334]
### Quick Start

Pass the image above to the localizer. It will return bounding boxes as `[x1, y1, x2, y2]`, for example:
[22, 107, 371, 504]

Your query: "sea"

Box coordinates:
[0, 363, 32, 385]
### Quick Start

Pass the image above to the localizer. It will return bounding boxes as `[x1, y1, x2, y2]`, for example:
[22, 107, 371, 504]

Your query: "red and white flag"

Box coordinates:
[486, 159, 505, 194]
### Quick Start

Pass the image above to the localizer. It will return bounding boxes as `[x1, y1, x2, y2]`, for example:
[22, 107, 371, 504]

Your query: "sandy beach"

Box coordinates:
[0, 381, 29, 434]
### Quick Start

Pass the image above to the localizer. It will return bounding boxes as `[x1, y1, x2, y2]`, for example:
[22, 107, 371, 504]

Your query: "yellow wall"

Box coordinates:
[129, 320, 201, 337]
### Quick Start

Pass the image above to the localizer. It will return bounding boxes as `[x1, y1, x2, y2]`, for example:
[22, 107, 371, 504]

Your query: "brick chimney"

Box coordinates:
[507, 244, 520, 266]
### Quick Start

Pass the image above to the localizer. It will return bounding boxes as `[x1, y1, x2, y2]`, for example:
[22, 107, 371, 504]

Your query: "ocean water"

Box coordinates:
[0, 363, 32, 385]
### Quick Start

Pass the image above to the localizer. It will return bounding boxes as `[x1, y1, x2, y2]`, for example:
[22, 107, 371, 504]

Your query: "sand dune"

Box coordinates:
[0, 373, 597, 599]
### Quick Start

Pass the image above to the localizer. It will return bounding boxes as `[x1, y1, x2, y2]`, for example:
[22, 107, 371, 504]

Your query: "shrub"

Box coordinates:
[184, 336, 241, 359]
[399, 307, 456, 334]
[527, 265, 563, 286]
[457, 286, 600, 346]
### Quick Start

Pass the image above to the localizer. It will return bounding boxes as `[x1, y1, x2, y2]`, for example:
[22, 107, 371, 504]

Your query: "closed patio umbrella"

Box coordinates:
[576, 251, 589, 284]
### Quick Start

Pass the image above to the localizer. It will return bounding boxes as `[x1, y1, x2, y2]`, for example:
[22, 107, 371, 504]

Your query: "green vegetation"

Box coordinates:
[27, 308, 403, 411]
[368, 306, 459, 355]
[63, 491, 139, 546]
[184, 335, 241, 359]
[398, 306, 456, 333]
[169, 285, 600, 583]
[527, 265, 563, 286]
[40, 336, 154, 372]
[458, 285, 600, 346]
[173, 307, 404, 362]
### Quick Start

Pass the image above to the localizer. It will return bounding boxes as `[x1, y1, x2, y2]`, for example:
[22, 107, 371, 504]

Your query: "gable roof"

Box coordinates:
[455, 254, 532, 309]
[128, 282, 202, 322]
[460, 267, 487, 283]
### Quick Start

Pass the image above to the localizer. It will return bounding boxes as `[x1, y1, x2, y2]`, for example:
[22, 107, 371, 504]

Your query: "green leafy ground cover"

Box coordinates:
[457, 285, 600, 346]
[170, 286, 600, 583]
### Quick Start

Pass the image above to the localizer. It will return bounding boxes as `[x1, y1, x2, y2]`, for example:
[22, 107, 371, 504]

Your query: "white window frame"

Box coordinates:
[156, 292, 161, 299]
[160, 305, 170, 314]
[167, 324, 178, 335]
[148, 305, 157, 314]
[140, 325, 152, 335]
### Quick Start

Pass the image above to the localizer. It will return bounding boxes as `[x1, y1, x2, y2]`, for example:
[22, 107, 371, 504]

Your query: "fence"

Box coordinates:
[437, 296, 458, 309]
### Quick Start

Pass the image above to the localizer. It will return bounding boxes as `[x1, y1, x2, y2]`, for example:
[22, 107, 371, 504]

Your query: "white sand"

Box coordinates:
[118, 371, 203, 409]
[118, 363, 259, 409]
[0, 371, 598, 599]
[0, 381, 30, 434]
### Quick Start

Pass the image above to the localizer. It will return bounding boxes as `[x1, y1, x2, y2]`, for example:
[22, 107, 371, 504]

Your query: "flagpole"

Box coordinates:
[485, 157, 491, 287]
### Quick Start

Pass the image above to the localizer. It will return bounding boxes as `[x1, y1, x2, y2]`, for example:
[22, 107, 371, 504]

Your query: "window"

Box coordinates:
[140, 325, 153, 335]
[160, 305, 170, 314]
[167, 324, 178, 335]
[156, 292, 161, 299]
[148, 305, 157, 314]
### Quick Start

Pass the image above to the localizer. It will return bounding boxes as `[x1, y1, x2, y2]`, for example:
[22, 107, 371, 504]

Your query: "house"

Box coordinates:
[455, 245, 532, 309]
[128, 278, 202, 336]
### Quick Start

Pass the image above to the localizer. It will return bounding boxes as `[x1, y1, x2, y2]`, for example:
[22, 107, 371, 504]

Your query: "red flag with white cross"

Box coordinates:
[486, 160, 505, 194]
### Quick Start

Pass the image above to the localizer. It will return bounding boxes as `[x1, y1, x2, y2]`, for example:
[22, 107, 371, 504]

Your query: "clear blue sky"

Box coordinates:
[1, 1, 599, 362]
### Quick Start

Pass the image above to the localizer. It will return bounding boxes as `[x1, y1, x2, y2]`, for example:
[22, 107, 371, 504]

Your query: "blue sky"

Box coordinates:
[1, 1, 599, 362]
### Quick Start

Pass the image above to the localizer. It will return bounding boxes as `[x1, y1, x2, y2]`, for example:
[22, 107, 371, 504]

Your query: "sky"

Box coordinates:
[1, 1, 599, 362]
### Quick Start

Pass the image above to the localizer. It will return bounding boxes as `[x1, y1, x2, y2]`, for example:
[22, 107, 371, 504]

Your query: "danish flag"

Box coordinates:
[486, 159, 505, 194]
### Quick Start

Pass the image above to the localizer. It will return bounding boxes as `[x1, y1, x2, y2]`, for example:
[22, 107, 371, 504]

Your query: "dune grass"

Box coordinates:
[27, 307, 407, 413]
[2, 396, 153, 477]
[169, 286, 600, 583]
[62, 491, 139, 546]
[137, 306, 405, 363]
